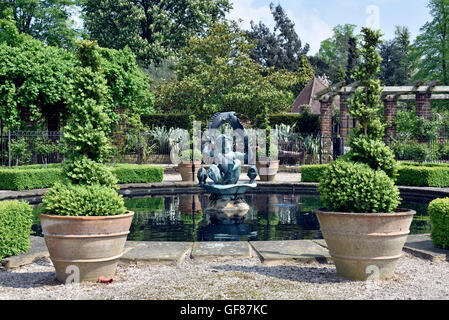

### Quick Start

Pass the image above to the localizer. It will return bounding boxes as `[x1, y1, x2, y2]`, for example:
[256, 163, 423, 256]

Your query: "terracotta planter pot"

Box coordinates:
[315, 209, 416, 281]
[256, 160, 279, 181]
[178, 194, 202, 214]
[40, 211, 135, 283]
[178, 161, 202, 182]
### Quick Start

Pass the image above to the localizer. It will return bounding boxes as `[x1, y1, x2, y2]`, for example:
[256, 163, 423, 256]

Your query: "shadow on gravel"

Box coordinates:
[0, 259, 60, 289]
[212, 264, 345, 284]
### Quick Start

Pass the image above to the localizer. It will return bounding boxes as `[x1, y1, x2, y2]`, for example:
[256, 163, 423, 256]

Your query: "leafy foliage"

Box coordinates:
[78, 0, 231, 66]
[42, 182, 126, 216]
[318, 160, 401, 213]
[428, 198, 449, 249]
[247, 3, 309, 72]
[0, 200, 33, 259]
[154, 22, 298, 123]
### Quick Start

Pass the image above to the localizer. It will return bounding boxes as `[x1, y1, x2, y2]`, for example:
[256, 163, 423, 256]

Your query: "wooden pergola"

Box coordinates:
[313, 81, 449, 161]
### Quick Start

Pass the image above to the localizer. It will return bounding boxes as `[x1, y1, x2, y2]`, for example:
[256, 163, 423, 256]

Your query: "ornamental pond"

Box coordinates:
[31, 192, 431, 242]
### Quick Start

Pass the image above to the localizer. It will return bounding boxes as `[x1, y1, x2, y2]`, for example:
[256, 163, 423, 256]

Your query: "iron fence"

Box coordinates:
[385, 135, 449, 163]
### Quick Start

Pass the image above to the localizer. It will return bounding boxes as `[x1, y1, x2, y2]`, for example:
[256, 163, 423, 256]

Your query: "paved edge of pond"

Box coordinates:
[1, 182, 449, 203]
[1, 234, 448, 270]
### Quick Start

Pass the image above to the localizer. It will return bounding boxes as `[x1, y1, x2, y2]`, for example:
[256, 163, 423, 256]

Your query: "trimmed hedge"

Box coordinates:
[428, 198, 449, 249]
[301, 163, 449, 187]
[0, 200, 33, 260]
[113, 164, 164, 184]
[301, 165, 328, 183]
[0, 168, 63, 191]
[0, 164, 164, 190]
[141, 113, 192, 129]
[269, 113, 320, 135]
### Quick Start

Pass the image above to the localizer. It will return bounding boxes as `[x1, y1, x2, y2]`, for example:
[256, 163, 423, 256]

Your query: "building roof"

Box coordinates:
[291, 77, 329, 115]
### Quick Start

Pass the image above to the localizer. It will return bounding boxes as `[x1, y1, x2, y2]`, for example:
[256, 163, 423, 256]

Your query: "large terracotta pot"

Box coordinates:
[178, 161, 202, 182]
[256, 160, 279, 181]
[315, 209, 416, 281]
[40, 211, 135, 282]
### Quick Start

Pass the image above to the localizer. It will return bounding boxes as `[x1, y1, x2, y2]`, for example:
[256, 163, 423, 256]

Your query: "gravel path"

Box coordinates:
[1, 252, 448, 300]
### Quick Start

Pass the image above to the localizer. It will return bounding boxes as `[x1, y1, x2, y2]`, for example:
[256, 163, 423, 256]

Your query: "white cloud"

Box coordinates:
[226, 1, 332, 55]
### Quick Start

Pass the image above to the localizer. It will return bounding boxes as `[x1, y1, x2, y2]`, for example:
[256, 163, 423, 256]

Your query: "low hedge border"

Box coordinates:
[0, 164, 164, 190]
[301, 163, 449, 187]
[0, 200, 33, 260]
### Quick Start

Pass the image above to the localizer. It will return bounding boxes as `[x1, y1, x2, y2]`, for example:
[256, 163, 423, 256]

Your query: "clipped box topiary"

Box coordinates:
[40, 41, 134, 283]
[428, 198, 449, 249]
[314, 28, 415, 281]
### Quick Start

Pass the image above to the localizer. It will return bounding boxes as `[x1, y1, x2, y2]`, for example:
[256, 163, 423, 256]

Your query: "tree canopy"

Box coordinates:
[78, 0, 232, 66]
[154, 22, 298, 123]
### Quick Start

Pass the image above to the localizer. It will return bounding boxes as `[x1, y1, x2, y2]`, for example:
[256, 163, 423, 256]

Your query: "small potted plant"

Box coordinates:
[178, 148, 203, 182]
[314, 28, 415, 281]
[39, 41, 134, 283]
[256, 143, 279, 181]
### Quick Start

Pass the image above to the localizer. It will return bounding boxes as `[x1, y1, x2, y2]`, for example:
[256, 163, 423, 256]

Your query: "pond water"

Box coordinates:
[31, 193, 431, 242]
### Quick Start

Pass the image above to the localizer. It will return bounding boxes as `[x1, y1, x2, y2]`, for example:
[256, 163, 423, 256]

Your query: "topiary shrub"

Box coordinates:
[301, 164, 328, 182]
[428, 198, 449, 249]
[42, 183, 125, 216]
[318, 28, 401, 214]
[345, 135, 398, 180]
[319, 160, 401, 213]
[0, 200, 33, 259]
[42, 40, 126, 217]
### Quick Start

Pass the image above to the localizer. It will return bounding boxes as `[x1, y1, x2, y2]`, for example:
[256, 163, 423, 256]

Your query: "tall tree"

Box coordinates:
[154, 23, 298, 123]
[313, 24, 360, 84]
[291, 55, 315, 96]
[380, 26, 412, 85]
[411, 0, 449, 85]
[78, 0, 231, 66]
[247, 3, 309, 72]
[0, 0, 79, 49]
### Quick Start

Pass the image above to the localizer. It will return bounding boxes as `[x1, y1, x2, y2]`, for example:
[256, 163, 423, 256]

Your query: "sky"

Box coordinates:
[227, 0, 432, 55]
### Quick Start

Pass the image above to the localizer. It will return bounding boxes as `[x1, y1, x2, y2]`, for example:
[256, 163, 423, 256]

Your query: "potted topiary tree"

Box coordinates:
[315, 28, 415, 281]
[177, 115, 203, 182]
[39, 41, 134, 283]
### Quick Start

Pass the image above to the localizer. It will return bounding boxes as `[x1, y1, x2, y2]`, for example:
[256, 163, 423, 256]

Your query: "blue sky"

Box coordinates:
[227, 0, 432, 55]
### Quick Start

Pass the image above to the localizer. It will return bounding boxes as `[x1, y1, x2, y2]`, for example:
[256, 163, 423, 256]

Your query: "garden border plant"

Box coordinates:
[314, 28, 416, 281]
[39, 41, 135, 283]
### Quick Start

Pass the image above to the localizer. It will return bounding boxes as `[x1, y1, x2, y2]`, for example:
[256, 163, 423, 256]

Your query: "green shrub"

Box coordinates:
[301, 165, 328, 182]
[396, 166, 449, 187]
[0, 200, 33, 260]
[318, 160, 401, 213]
[269, 112, 320, 135]
[63, 155, 118, 189]
[113, 164, 164, 183]
[42, 183, 126, 216]
[0, 168, 62, 190]
[256, 144, 279, 161]
[141, 113, 192, 130]
[428, 198, 449, 249]
[392, 142, 430, 162]
[179, 149, 202, 162]
[346, 135, 398, 180]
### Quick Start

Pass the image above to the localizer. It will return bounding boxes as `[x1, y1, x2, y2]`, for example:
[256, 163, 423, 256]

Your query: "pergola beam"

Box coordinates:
[315, 85, 449, 97]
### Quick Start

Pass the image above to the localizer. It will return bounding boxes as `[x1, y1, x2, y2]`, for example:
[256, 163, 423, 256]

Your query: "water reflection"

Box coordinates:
[31, 193, 431, 242]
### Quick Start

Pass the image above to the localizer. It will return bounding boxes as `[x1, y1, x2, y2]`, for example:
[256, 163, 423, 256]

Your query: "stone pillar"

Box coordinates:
[384, 98, 397, 144]
[415, 92, 431, 120]
[320, 99, 333, 163]
[339, 93, 353, 147]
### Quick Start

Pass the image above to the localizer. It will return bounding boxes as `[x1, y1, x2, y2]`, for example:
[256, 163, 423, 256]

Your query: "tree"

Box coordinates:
[247, 3, 309, 72]
[0, 36, 153, 131]
[411, 0, 449, 85]
[154, 23, 298, 123]
[313, 24, 360, 84]
[380, 26, 412, 85]
[78, 0, 231, 66]
[291, 55, 315, 96]
[0, 0, 79, 49]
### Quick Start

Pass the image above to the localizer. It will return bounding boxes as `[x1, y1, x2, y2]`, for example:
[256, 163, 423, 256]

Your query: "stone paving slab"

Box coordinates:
[250, 240, 331, 265]
[403, 234, 449, 262]
[120, 241, 192, 266]
[191, 242, 251, 261]
[1, 236, 49, 268]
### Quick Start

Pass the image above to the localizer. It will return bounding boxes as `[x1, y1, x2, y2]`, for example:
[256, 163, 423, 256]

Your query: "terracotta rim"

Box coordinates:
[40, 210, 135, 220]
[315, 208, 416, 217]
